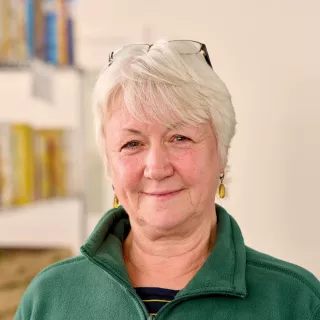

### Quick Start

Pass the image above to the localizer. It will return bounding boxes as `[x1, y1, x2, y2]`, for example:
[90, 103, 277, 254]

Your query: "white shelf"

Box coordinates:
[0, 64, 81, 128]
[0, 197, 84, 254]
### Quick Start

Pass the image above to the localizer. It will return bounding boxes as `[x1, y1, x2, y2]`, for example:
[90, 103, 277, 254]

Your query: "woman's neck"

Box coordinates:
[123, 213, 217, 290]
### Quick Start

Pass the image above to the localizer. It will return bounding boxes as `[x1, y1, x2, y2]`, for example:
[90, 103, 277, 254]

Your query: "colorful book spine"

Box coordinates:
[50, 129, 66, 196]
[11, 124, 35, 205]
[57, 0, 68, 65]
[44, 0, 57, 64]
[0, 124, 70, 206]
[66, 15, 74, 65]
[34, 0, 45, 60]
[26, 0, 35, 58]
[0, 0, 12, 61]
[34, 129, 67, 199]
[0, 124, 14, 208]
[16, 0, 28, 61]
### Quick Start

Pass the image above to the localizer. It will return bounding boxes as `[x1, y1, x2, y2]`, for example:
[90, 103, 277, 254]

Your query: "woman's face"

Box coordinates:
[105, 105, 221, 231]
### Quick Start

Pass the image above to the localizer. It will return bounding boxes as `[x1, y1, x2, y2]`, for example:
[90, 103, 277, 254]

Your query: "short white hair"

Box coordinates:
[92, 39, 236, 177]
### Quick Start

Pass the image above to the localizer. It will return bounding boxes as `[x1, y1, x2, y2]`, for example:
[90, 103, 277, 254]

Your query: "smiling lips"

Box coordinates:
[144, 190, 182, 198]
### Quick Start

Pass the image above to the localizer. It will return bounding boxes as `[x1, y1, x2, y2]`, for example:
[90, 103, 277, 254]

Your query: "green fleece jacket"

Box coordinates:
[15, 205, 320, 320]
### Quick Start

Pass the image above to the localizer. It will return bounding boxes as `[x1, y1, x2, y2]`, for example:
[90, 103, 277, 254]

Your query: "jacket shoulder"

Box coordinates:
[32, 255, 86, 282]
[30, 255, 88, 289]
[246, 246, 320, 300]
[14, 256, 87, 319]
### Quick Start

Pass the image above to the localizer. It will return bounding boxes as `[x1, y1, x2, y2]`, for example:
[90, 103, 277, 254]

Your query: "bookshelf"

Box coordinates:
[0, 61, 87, 254]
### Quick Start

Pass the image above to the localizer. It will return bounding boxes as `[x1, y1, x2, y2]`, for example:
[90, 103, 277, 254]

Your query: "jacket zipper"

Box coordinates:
[81, 248, 150, 319]
[82, 249, 245, 319]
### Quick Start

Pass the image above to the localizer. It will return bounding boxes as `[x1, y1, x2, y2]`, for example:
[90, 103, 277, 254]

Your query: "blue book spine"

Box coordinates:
[45, 12, 57, 64]
[26, 0, 35, 58]
[67, 18, 74, 65]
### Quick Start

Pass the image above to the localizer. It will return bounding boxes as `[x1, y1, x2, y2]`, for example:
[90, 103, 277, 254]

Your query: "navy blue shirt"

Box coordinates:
[135, 287, 179, 316]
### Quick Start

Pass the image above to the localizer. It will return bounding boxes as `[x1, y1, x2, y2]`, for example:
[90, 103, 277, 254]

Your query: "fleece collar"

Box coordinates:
[81, 204, 247, 299]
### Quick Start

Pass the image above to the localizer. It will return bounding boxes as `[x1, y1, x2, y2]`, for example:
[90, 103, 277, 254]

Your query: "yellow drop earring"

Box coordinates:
[112, 185, 119, 208]
[113, 194, 119, 208]
[218, 173, 226, 199]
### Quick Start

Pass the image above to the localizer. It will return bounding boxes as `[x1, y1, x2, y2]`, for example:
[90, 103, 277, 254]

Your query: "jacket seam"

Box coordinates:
[177, 287, 245, 296]
[229, 218, 237, 290]
[247, 260, 320, 300]
[310, 303, 320, 320]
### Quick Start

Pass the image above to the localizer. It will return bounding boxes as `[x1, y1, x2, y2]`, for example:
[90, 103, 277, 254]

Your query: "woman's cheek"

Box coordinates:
[172, 149, 198, 174]
[116, 154, 144, 187]
[180, 149, 214, 186]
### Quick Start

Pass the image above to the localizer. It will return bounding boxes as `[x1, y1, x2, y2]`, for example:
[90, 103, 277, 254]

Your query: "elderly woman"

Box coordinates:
[15, 40, 319, 320]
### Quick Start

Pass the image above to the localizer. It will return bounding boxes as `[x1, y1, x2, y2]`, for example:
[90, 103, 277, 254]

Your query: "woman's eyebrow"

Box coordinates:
[122, 128, 142, 134]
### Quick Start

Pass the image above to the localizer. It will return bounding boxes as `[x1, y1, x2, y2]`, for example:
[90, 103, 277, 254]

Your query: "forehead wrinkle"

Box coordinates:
[120, 121, 185, 134]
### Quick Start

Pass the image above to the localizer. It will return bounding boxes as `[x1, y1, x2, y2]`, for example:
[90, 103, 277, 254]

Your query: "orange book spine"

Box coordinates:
[57, 0, 68, 65]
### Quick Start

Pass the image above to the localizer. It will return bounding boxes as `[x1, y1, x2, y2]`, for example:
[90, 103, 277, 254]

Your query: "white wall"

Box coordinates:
[73, 0, 320, 277]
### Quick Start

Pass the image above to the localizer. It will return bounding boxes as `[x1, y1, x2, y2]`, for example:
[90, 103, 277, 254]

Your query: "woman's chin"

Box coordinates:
[141, 207, 190, 231]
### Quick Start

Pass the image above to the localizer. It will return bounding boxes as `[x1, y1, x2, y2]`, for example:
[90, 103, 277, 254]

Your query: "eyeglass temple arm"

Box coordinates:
[201, 43, 213, 68]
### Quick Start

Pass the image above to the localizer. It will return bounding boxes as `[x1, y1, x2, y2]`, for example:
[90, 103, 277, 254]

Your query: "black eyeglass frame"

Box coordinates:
[108, 40, 213, 69]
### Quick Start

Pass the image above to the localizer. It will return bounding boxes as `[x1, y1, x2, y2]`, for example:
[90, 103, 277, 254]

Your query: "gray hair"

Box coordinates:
[92, 39, 236, 177]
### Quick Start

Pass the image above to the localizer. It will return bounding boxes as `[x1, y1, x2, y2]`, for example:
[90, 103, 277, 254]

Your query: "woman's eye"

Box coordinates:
[173, 135, 190, 142]
[122, 141, 141, 149]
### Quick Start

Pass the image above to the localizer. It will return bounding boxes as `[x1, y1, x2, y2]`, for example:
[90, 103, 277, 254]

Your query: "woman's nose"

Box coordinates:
[143, 144, 174, 180]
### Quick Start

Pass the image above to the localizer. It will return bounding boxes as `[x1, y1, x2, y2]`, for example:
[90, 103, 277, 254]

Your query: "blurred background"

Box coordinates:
[0, 0, 319, 318]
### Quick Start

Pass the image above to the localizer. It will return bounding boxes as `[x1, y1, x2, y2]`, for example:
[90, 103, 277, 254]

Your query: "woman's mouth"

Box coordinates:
[144, 190, 182, 198]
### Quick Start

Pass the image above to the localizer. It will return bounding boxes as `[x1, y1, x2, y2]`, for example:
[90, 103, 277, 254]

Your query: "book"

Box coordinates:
[0, 124, 14, 208]
[34, 129, 67, 199]
[11, 124, 35, 205]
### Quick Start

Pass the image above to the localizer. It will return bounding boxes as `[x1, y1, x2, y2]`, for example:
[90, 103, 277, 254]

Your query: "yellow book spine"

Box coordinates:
[0, 0, 11, 60]
[38, 130, 52, 199]
[12, 125, 35, 205]
[53, 130, 66, 196]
